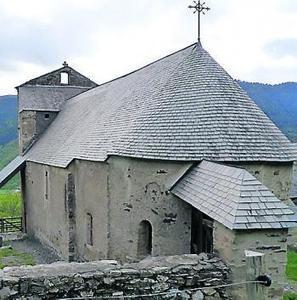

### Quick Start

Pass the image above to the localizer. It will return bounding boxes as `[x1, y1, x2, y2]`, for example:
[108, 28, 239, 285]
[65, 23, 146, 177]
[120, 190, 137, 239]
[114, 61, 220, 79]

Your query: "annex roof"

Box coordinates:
[172, 161, 297, 230]
[26, 43, 297, 167]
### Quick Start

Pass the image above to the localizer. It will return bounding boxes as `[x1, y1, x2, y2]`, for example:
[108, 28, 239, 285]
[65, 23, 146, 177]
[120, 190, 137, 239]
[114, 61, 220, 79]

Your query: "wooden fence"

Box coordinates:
[0, 217, 22, 233]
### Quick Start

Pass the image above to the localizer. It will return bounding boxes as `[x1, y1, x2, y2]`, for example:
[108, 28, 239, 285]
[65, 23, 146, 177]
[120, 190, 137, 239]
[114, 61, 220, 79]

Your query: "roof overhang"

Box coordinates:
[0, 156, 26, 189]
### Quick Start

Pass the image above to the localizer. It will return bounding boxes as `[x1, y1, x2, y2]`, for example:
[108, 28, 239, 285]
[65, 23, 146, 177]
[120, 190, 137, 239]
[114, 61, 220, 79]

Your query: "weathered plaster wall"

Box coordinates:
[23, 157, 192, 263]
[19, 111, 57, 153]
[73, 159, 109, 261]
[0, 254, 231, 300]
[108, 156, 192, 262]
[235, 162, 293, 202]
[213, 222, 288, 300]
[24, 162, 69, 258]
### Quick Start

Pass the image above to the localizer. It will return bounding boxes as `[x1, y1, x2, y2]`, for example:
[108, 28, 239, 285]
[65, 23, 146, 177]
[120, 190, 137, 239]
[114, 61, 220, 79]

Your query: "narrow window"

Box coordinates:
[45, 170, 49, 200]
[138, 220, 152, 257]
[60, 72, 69, 85]
[86, 213, 93, 246]
[44, 113, 50, 120]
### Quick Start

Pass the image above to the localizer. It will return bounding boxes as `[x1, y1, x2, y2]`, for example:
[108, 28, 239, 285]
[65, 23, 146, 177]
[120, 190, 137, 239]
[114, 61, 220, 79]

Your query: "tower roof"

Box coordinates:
[26, 43, 297, 167]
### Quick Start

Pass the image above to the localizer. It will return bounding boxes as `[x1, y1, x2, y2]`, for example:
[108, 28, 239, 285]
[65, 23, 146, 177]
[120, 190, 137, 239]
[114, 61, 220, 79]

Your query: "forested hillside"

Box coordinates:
[238, 81, 297, 142]
[0, 95, 18, 145]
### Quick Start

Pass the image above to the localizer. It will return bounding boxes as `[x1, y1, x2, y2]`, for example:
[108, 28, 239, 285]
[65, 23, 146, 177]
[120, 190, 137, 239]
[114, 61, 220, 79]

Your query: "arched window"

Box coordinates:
[138, 220, 152, 257]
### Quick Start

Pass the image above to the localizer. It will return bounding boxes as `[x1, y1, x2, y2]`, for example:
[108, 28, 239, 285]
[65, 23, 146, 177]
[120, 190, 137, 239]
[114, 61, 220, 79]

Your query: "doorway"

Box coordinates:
[191, 208, 213, 254]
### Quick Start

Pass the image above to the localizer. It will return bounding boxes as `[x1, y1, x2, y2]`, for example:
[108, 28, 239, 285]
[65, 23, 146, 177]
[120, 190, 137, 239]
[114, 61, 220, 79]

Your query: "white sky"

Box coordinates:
[0, 0, 297, 95]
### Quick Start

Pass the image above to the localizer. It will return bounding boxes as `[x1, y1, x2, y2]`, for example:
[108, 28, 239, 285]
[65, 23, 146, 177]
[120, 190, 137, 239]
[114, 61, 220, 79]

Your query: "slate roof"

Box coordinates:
[26, 43, 297, 167]
[0, 156, 26, 189]
[172, 161, 297, 230]
[18, 86, 90, 112]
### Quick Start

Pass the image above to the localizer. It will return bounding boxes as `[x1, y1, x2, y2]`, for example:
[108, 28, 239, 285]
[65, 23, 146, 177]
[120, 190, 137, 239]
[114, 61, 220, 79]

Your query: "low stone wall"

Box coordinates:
[0, 254, 231, 299]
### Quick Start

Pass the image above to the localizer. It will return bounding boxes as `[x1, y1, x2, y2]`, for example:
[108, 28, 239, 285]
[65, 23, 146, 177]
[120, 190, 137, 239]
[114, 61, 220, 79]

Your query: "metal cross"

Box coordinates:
[188, 1, 210, 42]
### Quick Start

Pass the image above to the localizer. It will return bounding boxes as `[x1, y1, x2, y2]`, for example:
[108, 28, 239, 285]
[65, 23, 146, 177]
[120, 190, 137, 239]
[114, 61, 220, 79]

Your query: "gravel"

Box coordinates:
[9, 237, 62, 265]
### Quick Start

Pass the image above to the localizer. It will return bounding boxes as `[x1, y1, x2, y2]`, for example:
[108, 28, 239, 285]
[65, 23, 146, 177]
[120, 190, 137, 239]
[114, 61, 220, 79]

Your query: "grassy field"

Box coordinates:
[284, 293, 297, 300]
[287, 252, 297, 282]
[0, 139, 19, 190]
[0, 190, 21, 218]
[0, 247, 34, 269]
[284, 252, 297, 299]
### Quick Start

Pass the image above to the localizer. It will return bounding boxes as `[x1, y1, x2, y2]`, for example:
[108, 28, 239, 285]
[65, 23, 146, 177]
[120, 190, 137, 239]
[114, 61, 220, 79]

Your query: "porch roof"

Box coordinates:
[0, 156, 26, 189]
[172, 160, 297, 230]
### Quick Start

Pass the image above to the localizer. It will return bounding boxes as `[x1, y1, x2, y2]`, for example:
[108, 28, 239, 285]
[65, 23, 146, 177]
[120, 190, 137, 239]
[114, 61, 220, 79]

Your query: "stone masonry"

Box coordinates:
[0, 254, 231, 300]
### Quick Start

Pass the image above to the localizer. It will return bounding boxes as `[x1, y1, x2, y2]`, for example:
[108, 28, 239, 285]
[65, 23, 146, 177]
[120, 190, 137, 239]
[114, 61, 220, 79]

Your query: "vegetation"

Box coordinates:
[0, 139, 19, 190]
[284, 252, 297, 299]
[238, 81, 297, 142]
[287, 252, 297, 282]
[284, 293, 297, 300]
[0, 95, 17, 145]
[0, 190, 21, 218]
[0, 247, 35, 269]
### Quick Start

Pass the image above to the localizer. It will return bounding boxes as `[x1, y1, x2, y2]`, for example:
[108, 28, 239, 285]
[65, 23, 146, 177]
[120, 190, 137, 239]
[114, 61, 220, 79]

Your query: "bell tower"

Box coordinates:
[16, 63, 97, 154]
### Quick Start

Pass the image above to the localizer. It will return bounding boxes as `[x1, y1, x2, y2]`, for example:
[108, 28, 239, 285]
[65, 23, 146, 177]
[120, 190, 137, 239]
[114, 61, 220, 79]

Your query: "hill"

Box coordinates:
[0, 139, 19, 190]
[238, 81, 297, 142]
[0, 95, 18, 145]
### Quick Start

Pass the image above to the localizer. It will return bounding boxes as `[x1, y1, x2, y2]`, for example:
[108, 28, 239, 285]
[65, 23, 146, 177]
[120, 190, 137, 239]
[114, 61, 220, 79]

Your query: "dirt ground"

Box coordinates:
[8, 236, 61, 265]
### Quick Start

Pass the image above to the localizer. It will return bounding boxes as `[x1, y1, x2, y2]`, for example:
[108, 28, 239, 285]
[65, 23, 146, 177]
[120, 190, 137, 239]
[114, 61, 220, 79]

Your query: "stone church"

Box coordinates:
[0, 42, 296, 287]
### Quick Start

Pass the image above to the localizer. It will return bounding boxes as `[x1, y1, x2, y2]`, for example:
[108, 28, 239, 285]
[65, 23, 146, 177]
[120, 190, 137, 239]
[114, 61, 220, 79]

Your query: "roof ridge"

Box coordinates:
[231, 168, 246, 229]
[17, 65, 97, 88]
[89, 43, 197, 90]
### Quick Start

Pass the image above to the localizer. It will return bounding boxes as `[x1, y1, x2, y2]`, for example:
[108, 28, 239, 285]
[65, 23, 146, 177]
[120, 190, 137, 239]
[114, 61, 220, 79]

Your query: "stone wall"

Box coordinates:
[213, 222, 288, 300]
[24, 162, 70, 259]
[23, 66, 97, 87]
[108, 156, 193, 262]
[19, 111, 58, 153]
[0, 254, 231, 300]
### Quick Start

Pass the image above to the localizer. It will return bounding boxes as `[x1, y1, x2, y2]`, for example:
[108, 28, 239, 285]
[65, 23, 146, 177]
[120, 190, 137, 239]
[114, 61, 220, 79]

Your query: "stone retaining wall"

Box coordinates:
[0, 254, 231, 299]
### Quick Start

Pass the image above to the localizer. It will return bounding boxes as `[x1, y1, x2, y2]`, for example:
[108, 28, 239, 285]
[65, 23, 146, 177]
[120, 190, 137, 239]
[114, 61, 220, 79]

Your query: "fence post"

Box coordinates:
[0, 219, 3, 233]
[245, 250, 266, 300]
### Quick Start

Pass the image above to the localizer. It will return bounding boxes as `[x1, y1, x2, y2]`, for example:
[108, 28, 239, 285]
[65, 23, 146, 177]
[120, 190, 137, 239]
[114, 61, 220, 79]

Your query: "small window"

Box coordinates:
[44, 114, 50, 120]
[86, 213, 93, 246]
[60, 72, 69, 85]
[138, 220, 152, 257]
[45, 170, 49, 200]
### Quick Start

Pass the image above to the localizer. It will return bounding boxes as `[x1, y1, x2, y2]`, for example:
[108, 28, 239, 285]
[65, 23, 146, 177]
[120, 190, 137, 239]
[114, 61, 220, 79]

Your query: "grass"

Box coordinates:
[284, 252, 297, 299]
[284, 293, 297, 300]
[0, 139, 19, 191]
[0, 247, 35, 269]
[287, 252, 297, 282]
[0, 190, 21, 218]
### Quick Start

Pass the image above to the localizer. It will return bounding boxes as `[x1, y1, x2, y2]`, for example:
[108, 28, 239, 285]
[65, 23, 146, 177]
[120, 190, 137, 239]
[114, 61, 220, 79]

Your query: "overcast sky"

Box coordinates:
[0, 0, 297, 95]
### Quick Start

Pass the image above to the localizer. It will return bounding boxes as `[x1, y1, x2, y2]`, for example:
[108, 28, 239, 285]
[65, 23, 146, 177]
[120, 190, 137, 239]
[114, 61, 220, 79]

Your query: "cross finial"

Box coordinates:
[188, 1, 210, 42]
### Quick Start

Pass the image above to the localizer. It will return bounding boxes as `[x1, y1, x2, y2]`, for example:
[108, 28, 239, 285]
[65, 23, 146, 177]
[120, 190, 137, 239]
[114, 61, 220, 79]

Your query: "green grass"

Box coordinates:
[0, 191, 21, 218]
[287, 252, 297, 282]
[0, 139, 19, 190]
[284, 293, 297, 300]
[0, 247, 35, 269]
[284, 252, 297, 299]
